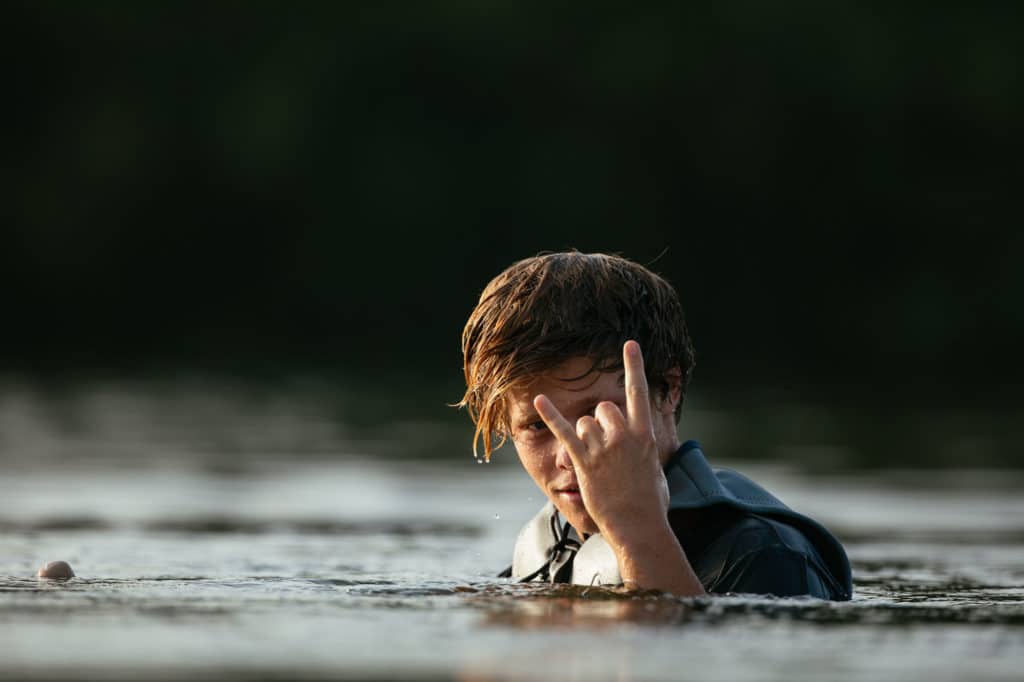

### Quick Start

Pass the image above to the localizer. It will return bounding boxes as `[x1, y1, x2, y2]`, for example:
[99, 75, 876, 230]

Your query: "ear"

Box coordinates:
[656, 366, 683, 415]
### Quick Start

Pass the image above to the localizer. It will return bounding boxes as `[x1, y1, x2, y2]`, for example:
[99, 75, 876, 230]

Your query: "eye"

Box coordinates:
[513, 420, 548, 442]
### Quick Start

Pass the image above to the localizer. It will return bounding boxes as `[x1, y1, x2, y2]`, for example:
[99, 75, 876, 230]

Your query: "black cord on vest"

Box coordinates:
[516, 516, 580, 583]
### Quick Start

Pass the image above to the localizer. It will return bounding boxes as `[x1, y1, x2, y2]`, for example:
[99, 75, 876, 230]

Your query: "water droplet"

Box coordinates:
[493, 514, 501, 520]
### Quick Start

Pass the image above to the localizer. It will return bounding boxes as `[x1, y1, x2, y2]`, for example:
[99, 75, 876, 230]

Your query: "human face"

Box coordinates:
[507, 356, 680, 536]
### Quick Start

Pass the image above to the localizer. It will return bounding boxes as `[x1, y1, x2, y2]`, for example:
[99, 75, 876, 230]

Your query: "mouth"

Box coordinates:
[554, 483, 582, 502]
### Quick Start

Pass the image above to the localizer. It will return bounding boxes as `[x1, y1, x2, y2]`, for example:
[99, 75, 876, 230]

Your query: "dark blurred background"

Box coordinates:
[2, 2, 1021, 469]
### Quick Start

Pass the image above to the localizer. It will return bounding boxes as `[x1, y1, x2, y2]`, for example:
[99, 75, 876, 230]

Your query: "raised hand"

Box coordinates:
[533, 340, 669, 541]
[533, 340, 703, 595]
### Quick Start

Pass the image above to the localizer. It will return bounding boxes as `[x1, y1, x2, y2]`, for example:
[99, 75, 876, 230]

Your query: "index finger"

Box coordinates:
[623, 340, 652, 428]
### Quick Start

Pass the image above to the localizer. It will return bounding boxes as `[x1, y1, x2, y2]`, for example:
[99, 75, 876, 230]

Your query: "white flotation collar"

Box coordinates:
[511, 502, 622, 586]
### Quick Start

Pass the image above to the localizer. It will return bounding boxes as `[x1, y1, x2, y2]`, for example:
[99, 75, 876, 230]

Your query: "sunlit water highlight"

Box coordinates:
[2, 459, 1022, 681]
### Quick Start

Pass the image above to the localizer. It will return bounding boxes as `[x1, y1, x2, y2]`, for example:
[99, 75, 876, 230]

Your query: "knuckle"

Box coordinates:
[630, 426, 656, 444]
[575, 417, 592, 437]
[628, 385, 648, 400]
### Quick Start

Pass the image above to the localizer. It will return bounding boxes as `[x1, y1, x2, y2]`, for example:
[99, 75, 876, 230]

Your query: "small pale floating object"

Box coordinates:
[37, 560, 75, 580]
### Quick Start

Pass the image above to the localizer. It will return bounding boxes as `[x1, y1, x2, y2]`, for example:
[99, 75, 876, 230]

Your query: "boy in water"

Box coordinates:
[458, 252, 851, 599]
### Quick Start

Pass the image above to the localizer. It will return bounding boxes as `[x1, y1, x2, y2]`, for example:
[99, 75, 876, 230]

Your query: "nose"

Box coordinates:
[554, 443, 574, 472]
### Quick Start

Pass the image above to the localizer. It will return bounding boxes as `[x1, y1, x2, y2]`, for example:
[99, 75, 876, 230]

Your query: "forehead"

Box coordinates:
[506, 356, 624, 418]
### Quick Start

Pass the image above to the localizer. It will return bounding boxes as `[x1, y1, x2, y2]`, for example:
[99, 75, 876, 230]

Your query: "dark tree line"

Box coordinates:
[3, 2, 1020, 396]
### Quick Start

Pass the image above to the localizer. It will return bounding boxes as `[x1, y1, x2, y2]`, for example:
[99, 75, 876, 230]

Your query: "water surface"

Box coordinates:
[2, 457, 1022, 681]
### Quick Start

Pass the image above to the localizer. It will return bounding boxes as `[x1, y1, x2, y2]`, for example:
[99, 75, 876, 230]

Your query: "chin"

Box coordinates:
[560, 508, 599, 537]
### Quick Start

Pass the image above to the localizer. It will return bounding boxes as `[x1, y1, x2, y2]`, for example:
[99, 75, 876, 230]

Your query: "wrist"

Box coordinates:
[596, 506, 670, 550]
[604, 517, 705, 597]
[605, 515, 677, 566]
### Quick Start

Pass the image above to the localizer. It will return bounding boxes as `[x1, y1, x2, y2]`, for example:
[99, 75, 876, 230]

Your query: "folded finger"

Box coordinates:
[575, 415, 605, 451]
[594, 400, 626, 432]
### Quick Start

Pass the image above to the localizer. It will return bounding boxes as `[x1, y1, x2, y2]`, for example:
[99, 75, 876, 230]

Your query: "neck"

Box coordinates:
[656, 425, 681, 467]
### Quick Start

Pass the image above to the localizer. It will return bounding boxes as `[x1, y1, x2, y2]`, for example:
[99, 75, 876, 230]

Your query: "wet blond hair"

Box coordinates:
[457, 251, 695, 461]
